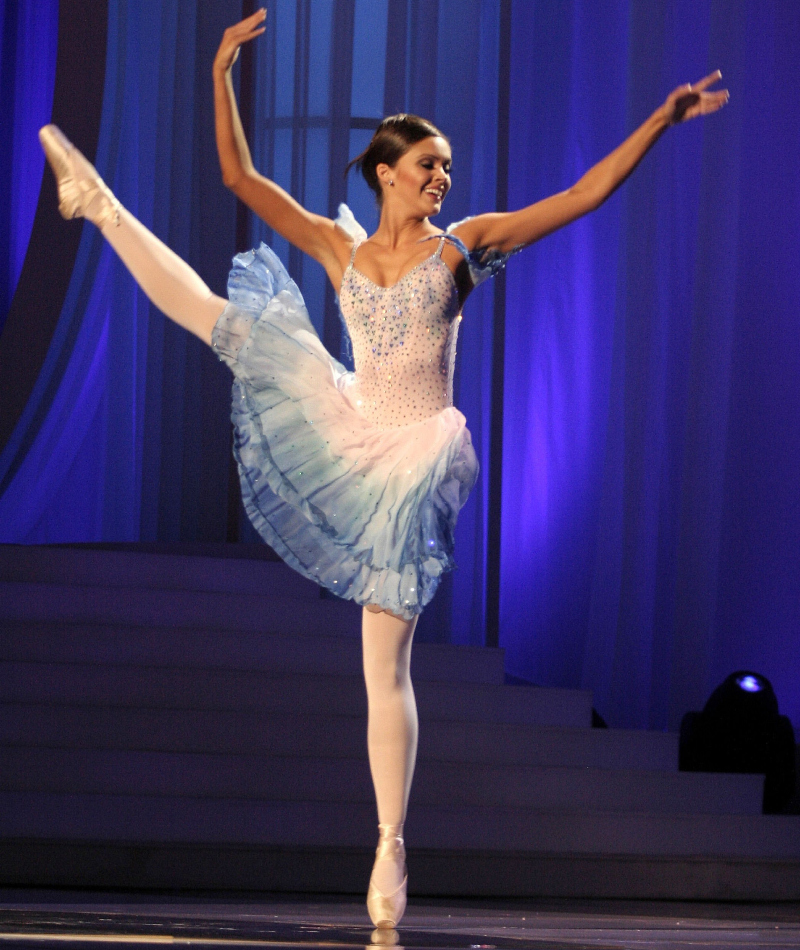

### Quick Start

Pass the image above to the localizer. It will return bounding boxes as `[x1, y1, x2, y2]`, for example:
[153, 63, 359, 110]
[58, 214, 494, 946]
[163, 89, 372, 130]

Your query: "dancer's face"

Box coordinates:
[381, 136, 452, 215]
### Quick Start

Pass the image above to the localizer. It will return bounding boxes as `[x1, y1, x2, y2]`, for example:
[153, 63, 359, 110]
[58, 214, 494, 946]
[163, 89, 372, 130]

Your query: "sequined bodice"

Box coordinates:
[338, 239, 462, 427]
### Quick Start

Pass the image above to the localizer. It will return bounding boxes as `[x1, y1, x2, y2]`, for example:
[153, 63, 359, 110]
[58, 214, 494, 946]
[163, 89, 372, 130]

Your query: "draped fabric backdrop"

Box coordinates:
[502, 0, 800, 730]
[0, 0, 58, 327]
[1, 0, 798, 730]
[0, 0, 241, 544]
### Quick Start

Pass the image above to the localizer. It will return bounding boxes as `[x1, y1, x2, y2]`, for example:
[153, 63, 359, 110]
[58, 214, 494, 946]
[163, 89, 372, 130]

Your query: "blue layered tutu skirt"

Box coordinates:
[212, 244, 478, 618]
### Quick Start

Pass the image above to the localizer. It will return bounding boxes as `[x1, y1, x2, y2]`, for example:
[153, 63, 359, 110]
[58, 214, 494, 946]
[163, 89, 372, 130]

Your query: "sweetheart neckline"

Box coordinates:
[346, 250, 456, 293]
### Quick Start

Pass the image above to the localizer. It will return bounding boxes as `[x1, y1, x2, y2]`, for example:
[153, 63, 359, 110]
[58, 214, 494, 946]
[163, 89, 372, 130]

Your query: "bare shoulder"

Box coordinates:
[449, 210, 532, 256]
[304, 213, 358, 293]
[308, 213, 356, 273]
[447, 214, 496, 250]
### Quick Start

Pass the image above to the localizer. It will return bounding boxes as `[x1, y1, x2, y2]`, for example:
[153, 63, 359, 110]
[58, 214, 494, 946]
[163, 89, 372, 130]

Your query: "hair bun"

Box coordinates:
[345, 114, 448, 207]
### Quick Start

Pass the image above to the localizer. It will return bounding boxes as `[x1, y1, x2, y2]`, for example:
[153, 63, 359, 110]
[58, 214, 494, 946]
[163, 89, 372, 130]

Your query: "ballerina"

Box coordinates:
[39, 7, 727, 927]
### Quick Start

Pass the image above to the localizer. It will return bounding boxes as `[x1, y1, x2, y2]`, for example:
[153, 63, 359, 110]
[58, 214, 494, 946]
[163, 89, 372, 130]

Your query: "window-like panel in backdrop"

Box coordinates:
[351, 0, 387, 119]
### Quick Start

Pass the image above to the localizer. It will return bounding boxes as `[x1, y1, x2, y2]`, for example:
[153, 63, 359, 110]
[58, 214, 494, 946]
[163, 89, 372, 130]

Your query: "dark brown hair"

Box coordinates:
[346, 114, 448, 206]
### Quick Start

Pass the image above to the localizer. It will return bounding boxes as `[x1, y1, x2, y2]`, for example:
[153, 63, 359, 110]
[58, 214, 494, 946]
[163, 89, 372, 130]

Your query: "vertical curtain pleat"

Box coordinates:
[0, 0, 59, 329]
[0, 0, 240, 543]
[502, 0, 800, 729]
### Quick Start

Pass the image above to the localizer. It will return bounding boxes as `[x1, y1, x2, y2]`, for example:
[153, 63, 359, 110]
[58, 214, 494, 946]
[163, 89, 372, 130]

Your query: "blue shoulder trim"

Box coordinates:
[424, 217, 523, 287]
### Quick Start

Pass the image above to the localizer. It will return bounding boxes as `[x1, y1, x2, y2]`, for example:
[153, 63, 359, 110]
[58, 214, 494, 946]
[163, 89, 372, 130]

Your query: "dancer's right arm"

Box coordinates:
[213, 10, 350, 285]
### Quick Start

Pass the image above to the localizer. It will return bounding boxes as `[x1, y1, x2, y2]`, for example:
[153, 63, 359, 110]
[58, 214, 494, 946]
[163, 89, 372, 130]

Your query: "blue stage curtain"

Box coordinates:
[0, 0, 241, 542]
[501, 0, 800, 729]
[0, 0, 59, 328]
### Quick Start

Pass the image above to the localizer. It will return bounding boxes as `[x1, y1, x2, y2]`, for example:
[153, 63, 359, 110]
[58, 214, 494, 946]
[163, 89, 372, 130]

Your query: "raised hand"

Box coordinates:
[663, 70, 729, 125]
[213, 8, 267, 77]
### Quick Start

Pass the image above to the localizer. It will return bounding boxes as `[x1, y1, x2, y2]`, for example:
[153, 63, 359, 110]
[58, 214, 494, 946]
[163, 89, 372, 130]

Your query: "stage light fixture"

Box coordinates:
[679, 670, 796, 813]
[736, 673, 763, 693]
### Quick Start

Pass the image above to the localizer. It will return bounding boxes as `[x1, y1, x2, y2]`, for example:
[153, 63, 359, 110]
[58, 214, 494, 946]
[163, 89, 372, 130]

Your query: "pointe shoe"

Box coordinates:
[370, 928, 400, 945]
[39, 124, 120, 229]
[366, 823, 407, 930]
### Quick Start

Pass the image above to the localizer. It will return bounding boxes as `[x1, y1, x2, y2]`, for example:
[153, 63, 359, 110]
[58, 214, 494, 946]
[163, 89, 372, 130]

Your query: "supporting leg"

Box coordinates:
[361, 605, 419, 928]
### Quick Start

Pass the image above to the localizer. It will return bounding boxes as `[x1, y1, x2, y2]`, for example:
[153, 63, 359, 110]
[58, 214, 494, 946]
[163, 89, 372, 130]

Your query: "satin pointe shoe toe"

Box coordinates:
[367, 823, 407, 930]
[39, 124, 120, 229]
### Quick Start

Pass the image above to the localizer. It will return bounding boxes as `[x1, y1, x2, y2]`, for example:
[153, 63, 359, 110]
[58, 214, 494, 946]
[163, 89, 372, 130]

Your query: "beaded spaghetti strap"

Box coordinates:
[347, 237, 362, 271]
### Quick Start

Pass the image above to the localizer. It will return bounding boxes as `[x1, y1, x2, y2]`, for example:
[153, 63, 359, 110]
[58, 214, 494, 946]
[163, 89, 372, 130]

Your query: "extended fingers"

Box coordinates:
[700, 89, 730, 113]
[680, 89, 729, 121]
[215, 9, 266, 72]
[242, 24, 266, 42]
[240, 7, 267, 27]
[669, 69, 729, 122]
[692, 69, 722, 92]
[245, 6, 267, 33]
[226, 8, 267, 41]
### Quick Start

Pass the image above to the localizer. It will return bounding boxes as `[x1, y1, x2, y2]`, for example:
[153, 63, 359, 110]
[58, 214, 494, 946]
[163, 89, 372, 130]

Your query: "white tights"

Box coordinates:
[362, 607, 418, 894]
[100, 208, 227, 345]
[95, 201, 420, 887]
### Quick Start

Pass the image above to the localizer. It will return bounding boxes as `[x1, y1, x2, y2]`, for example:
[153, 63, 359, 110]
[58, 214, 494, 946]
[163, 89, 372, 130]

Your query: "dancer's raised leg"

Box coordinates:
[39, 125, 226, 345]
[361, 605, 419, 928]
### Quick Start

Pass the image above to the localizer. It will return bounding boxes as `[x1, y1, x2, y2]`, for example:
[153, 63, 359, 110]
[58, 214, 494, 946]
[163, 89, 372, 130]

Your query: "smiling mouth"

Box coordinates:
[425, 188, 444, 200]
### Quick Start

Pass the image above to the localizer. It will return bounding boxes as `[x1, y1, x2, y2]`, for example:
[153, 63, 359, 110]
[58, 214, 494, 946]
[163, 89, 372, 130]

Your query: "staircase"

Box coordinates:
[1, 543, 799, 899]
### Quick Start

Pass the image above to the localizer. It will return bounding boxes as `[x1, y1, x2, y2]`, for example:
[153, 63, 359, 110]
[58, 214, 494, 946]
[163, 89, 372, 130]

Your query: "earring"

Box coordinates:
[389, 180, 394, 186]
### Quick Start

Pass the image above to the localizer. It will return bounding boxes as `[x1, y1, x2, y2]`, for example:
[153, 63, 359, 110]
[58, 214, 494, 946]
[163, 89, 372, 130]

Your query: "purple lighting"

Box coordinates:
[736, 675, 764, 694]
[0, 0, 59, 326]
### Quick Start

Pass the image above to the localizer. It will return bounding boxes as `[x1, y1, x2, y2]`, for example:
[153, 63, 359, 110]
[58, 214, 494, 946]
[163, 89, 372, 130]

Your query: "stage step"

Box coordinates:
[0, 544, 301, 596]
[0, 704, 678, 769]
[1, 543, 797, 900]
[0, 580, 362, 637]
[0, 620, 506, 685]
[0, 661, 591, 727]
[0, 747, 765, 815]
[0, 792, 796, 858]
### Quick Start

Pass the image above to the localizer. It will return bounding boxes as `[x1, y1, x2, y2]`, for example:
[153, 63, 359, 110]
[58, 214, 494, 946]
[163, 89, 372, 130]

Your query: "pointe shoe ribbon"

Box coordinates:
[39, 124, 120, 229]
[367, 823, 407, 930]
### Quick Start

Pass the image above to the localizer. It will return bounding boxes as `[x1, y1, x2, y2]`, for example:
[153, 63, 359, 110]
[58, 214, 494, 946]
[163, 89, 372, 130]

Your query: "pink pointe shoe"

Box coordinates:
[366, 823, 407, 930]
[38, 124, 120, 229]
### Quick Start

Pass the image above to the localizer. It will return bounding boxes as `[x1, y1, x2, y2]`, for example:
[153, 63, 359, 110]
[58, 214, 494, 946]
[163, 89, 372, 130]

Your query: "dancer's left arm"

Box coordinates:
[454, 72, 729, 255]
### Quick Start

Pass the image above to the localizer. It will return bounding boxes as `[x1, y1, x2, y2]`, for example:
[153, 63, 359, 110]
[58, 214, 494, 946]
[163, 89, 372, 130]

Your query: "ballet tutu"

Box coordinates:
[212, 243, 478, 618]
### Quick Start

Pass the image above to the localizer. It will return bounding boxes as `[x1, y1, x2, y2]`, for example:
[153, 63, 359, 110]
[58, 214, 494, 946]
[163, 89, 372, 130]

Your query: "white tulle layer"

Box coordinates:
[212, 243, 478, 618]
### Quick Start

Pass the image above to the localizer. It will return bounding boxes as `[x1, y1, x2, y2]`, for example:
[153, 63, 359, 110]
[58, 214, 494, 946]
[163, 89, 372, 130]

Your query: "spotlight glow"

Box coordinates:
[736, 674, 763, 693]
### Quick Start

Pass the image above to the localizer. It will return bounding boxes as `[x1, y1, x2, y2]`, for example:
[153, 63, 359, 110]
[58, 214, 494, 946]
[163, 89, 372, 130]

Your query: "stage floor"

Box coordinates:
[1, 892, 799, 949]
